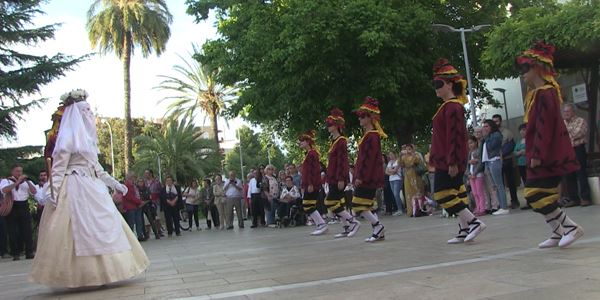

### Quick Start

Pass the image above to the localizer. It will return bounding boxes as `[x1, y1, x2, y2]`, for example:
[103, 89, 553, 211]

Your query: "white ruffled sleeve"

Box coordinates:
[51, 150, 71, 199]
[93, 160, 121, 190]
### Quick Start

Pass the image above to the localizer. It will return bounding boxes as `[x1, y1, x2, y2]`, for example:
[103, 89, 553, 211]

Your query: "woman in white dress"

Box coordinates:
[29, 89, 149, 288]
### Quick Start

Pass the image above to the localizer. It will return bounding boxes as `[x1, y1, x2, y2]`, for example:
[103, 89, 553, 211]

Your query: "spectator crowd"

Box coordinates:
[0, 104, 594, 261]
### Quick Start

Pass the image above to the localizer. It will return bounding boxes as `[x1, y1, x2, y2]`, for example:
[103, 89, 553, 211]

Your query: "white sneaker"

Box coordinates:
[346, 221, 361, 237]
[538, 237, 561, 249]
[464, 220, 486, 242]
[447, 226, 469, 244]
[393, 211, 404, 216]
[447, 237, 465, 244]
[268, 224, 277, 228]
[559, 226, 584, 248]
[334, 226, 350, 238]
[310, 224, 329, 236]
[492, 208, 510, 216]
[365, 223, 385, 242]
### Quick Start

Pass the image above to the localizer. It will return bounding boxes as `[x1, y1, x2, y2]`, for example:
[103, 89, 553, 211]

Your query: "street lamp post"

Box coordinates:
[493, 88, 509, 128]
[156, 152, 163, 183]
[237, 128, 244, 182]
[101, 119, 116, 178]
[267, 143, 272, 166]
[432, 24, 491, 127]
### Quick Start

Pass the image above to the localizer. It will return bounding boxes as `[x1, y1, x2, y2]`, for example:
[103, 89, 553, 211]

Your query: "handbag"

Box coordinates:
[415, 162, 427, 176]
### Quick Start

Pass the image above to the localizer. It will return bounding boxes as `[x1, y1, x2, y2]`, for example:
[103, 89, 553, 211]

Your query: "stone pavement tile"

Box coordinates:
[221, 271, 276, 284]
[486, 279, 600, 300]
[145, 269, 179, 277]
[145, 270, 216, 282]
[176, 263, 217, 274]
[188, 279, 280, 296]
[55, 285, 145, 300]
[491, 265, 600, 288]
[144, 278, 228, 294]
[139, 278, 184, 288]
[211, 265, 257, 275]
[143, 289, 192, 300]
[182, 273, 226, 284]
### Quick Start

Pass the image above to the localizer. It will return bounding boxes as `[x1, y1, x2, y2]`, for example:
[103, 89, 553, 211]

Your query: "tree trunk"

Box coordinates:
[588, 62, 599, 153]
[210, 105, 220, 147]
[123, 34, 133, 175]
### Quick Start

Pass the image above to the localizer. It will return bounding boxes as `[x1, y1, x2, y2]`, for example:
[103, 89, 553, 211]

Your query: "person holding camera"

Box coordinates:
[160, 176, 183, 236]
[224, 171, 244, 229]
[0, 164, 37, 260]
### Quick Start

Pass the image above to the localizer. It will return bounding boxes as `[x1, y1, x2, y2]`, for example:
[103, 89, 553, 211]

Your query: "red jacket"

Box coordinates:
[326, 136, 349, 185]
[354, 131, 384, 189]
[123, 180, 142, 211]
[301, 149, 321, 190]
[430, 100, 468, 173]
[526, 86, 579, 179]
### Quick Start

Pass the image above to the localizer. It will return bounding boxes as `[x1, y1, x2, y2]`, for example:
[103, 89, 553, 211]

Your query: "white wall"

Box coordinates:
[480, 78, 525, 121]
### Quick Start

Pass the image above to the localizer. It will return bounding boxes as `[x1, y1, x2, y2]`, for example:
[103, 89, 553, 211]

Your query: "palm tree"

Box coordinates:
[134, 118, 220, 183]
[87, 0, 173, 173]
[156, 47, 239, 147]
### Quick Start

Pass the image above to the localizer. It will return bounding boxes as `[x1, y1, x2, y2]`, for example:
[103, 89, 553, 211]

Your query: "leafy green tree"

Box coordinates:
[87, 0, 173, 173]
[481, 0, 600, 147]
[187, 0, 439, 146]
[134, 118, 221, 184]
[157, 46, 239, 147]
[225, 126, 287, 177]
[96, 117, 160, 180]
[0, 0, 84, 139]
[0, 146, 44, 179]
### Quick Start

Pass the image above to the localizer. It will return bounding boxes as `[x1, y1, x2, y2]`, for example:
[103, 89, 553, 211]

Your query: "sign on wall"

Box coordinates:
[572, 83, 587, 103]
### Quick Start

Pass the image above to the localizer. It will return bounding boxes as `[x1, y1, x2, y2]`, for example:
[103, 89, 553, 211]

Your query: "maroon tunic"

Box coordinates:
[525, 86, 579, 179]
[301, 149, 321, 190]
[430, 100, 468, 173]
[354, 131, 384, 189]
[326, 136, 349, 185]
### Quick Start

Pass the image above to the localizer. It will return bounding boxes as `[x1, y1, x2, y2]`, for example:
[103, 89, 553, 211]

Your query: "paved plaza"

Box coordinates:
[2, 205, 600, 300]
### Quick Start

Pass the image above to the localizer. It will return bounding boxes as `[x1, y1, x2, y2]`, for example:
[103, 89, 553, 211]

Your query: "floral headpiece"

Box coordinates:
[298, 130, 316, 146]
[432, 58, 468, 105]
[325, 108, 345, 129]
[516, 40, 556, 76]
[354, 97, 387, 139]
[60, 89, 89, 106]
[432, 58, 464, 82]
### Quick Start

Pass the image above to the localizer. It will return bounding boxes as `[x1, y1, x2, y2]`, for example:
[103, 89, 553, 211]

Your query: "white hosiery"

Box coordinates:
[310, 210, 326, 226]
[361, 210, 379, 225]
[555, 209, 577, 228]
[456, 208, 476, 224]
[337, 210, 354, 223]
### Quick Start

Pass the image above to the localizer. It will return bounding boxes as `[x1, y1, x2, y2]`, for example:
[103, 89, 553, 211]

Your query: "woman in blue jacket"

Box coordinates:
[481, 119, 509, 215]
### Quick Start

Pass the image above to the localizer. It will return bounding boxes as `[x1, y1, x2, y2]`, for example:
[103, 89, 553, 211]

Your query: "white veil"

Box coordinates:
[52, 101, 100, 164]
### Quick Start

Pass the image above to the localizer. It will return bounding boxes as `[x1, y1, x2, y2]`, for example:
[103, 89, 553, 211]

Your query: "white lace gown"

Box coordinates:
[29, 151, 149, 288]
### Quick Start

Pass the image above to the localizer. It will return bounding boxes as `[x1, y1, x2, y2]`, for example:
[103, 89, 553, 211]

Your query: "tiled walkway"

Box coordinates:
[2, 206, 599, 300]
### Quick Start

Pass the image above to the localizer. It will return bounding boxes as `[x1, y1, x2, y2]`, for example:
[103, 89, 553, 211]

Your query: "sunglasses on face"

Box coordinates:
[517, 63, 531, 75]
[357, 112, 368, 119]
[432, 80, 445, 90]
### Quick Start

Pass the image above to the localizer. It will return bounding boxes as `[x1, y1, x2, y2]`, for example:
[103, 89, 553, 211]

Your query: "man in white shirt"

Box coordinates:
[224, 171, 244, 229]
[33, 170, 48, 227]
[0, 164, 37, 260]
[386, 151, 405, 216]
